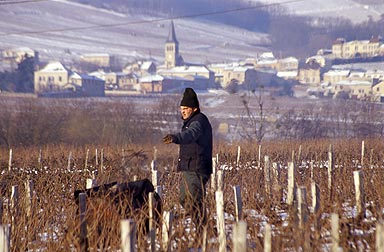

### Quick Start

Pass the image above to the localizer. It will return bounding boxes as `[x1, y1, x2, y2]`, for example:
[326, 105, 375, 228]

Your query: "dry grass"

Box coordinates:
[0, 138, 384, 251]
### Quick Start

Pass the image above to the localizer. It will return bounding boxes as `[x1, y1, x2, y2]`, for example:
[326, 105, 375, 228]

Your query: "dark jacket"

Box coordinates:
[173, 110, 212, 175]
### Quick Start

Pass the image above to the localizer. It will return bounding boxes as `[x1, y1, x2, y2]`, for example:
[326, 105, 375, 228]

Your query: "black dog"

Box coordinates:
[74, 178, 162, 235]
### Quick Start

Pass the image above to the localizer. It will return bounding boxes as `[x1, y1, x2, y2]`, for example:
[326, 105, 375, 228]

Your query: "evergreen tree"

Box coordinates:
[16, 55, 35, 93]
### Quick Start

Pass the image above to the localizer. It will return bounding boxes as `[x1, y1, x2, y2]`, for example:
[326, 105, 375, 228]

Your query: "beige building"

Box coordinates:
[323, 70, 350, 84]
[123, 61, 157, 76]
[89, 71, 139, 90]
[277, 57, 299, 71]
[34, 61, 104, 96]
[372, 80, 384, 102]
[332, 80, 373, 99]
[139, 75, 192, 93]
[222, 66, 257, 89]
[332, 37, 382, 59]
[158, 65, 214, 90]
[298, 60, 322, 85]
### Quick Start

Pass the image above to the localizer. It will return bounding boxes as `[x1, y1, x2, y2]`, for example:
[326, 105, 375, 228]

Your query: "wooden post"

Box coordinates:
[353, 170, 365, 217]
[79, 193, 88, 252]
[100, 148, 104, 172]
[217, 170, 224, 192]
[297, 186, 308, 229]
[258, 145, 261, 168]
[331, 213, 339, 252]
[211, 157, 217, 193]
[67, 151, 72, 171]
[233, 185, 242, 222]
[0, 199, 3, 225]
[311, 182, 320, 214]
[232, 220, 247, 252]
[361, 140, 365, 168]
[215, 191, 226, 252]
[84, 149, 89, 170]
[155, 186, 162, 198]
[121, 219, 136, 252]
[25, 180, 34, 218]
[264, 156, 271, 197]
[0, 224, 10, 252]
[236, 146, 241, 167]
[310, 161, 314, 182]
[161, 211, 173, 252]
[376, 221, 384, 252]
[38, 149, 42, 168]
[151, 170, 159, 189]
[328, 145, 333, 200]
[8, 149, 12, 172]
[298, 145, 302, 164]
[263, 223, 271, 252]
[287, 162, 296, 205]
[148, 192, 155, 252]
[272, 162, 282, 202]
[11, 185, 19, 228]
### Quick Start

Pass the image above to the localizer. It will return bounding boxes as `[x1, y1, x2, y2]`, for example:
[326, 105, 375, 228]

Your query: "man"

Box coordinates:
[163, 87, 213, 231]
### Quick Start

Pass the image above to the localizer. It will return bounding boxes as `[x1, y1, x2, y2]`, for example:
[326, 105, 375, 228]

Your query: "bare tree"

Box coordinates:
[239, 86, 266, 143]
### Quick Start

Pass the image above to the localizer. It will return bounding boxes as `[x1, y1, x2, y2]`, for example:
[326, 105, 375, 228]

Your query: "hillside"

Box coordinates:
[0, 0, 270, 67]
[253, 0, 384, 24]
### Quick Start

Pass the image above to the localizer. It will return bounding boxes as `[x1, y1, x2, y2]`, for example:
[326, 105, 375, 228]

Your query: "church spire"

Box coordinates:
[166, 20, 178, 44]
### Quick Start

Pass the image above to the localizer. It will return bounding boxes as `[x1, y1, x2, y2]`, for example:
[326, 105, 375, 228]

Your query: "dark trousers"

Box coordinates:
[179, 171, 210, 230]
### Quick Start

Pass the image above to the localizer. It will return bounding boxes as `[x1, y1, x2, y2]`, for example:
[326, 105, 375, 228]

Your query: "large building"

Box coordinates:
[332, 37, 383, 59]
[34, 61, 105, 97]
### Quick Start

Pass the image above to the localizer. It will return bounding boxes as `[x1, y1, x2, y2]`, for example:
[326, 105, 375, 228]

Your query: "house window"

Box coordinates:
[377, 87, 380, 92]
[59, 76, 62, 82]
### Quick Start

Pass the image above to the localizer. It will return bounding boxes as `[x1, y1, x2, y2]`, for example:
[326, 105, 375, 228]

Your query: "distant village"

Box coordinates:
[2, 21, 384, 102]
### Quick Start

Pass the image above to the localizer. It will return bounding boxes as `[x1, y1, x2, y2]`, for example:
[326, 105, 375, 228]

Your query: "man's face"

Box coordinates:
[180, 106, 196, 120]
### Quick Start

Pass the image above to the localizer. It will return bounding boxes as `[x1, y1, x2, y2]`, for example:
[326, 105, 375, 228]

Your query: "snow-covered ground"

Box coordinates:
[0, 0, 269, 66]
[250, 0, 384, 24]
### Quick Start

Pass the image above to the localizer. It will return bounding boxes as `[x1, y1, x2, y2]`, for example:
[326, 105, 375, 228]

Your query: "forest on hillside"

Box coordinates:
[74, 0, 384, 58]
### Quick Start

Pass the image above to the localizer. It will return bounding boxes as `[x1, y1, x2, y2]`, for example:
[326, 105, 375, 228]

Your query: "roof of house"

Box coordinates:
[39, 61, 70, 73]
[335, 80, 372, 86]
[323, 70, 350, 77]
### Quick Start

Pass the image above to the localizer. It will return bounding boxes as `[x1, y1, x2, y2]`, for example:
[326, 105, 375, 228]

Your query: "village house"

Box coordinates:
[254, 52, 279, 70]
[323, 69, 350, 84]
[298, 60, 322, 85]
[332, 80, 373, 100]
[123, 61, 157, 76]
[332, 37, 383, 59]
[157, 65, 214, 90]
[372, 80, 384, 102]
[89, 71, 139, 90]
[34, 61, 105, 97]
[222, 66, 257, 89]
[139, 75, 192, 93]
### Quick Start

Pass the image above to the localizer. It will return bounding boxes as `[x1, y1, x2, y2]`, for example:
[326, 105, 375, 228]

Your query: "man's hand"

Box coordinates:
[162, 134, 175, 144]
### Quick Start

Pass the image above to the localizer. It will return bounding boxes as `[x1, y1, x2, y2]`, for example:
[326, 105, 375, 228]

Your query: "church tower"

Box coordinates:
[165, 21, 183, 69]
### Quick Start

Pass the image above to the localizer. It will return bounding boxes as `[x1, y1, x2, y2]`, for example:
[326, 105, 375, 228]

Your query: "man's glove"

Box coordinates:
[162, 134, 175, 144]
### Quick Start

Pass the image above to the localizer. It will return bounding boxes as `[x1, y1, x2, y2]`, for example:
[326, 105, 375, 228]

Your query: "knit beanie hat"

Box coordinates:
[180, 87, 199, 108]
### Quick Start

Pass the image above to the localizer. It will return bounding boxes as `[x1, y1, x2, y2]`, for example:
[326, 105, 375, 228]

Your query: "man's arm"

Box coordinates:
[173, 121, 203, 144]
